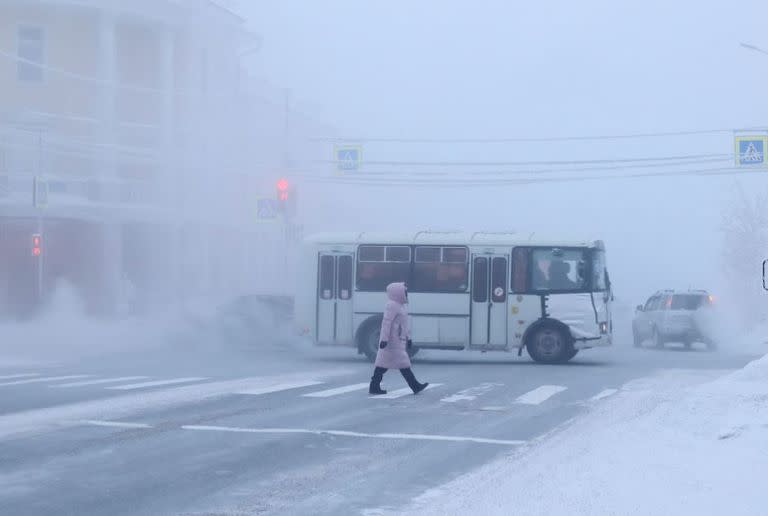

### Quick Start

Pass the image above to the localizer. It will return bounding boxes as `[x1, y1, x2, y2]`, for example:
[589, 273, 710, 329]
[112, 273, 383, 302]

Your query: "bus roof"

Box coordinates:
[305, 231, 603, 249]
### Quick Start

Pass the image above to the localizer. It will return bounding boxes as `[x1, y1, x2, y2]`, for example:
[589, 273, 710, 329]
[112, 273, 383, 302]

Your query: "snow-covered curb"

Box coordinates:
[392, 356, 768, 516]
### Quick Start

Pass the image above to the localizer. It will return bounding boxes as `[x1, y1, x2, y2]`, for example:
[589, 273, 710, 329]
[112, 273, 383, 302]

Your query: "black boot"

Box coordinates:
[400, 368, 428, 394]
[369, 367, 387, 395]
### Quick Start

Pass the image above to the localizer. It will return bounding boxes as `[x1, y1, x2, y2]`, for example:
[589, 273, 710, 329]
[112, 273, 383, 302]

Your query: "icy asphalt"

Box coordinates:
[0, 334, 759, 516]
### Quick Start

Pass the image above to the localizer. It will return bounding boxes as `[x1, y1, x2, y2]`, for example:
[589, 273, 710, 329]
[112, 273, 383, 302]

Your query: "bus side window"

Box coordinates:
[511, 247, 529, 293]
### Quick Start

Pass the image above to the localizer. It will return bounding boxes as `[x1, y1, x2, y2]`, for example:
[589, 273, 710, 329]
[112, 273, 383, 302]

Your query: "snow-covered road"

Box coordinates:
[0, 336, 759, 515]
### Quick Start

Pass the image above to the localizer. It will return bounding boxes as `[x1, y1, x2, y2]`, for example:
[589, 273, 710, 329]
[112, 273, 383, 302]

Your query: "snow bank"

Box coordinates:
[0, 284, 304, 366]
[395, 355, 768, 516]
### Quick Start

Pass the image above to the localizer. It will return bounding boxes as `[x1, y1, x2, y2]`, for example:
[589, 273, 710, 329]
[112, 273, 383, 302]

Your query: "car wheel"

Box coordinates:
[526, 324, 575, 364]
[652, 328, 664, 349]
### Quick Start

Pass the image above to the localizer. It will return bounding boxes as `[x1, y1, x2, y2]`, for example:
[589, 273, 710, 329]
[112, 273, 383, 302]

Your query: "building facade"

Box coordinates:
[0, 0, 308, 319]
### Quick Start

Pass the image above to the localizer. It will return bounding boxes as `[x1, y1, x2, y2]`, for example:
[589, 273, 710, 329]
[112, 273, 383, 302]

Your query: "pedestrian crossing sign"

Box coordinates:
[334, 145, 362, 172]
[257, 198, 279, 221]
[735, 135, 768, 168]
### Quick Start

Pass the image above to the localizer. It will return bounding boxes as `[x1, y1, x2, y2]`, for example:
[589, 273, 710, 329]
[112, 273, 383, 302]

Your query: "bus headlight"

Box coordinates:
[599, 322, 608, 334]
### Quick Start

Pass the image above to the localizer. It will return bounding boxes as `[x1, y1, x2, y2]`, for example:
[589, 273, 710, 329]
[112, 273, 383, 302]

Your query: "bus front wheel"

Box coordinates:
[526, 324, 576, 364]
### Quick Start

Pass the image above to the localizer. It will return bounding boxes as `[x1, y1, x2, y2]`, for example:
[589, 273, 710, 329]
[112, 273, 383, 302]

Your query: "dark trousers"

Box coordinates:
[371, 366, 420, 390]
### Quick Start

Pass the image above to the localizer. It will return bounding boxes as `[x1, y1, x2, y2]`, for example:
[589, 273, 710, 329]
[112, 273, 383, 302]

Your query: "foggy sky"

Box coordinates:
[241, 1, 768, 304]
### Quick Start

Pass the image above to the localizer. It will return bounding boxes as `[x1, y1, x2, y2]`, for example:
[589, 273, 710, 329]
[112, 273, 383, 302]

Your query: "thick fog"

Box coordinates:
[247, 0, 768, 323]
[2, 0, 767, 354]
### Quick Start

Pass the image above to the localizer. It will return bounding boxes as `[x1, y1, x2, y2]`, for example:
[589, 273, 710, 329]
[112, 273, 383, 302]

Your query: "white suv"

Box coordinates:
[632, 290, 717, 350]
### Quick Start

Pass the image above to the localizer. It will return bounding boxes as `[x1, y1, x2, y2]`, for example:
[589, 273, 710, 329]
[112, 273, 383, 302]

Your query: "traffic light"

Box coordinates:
[276, 178, 290, 201]
[31, 233, 42, 257]
[276, 178, 296, 218]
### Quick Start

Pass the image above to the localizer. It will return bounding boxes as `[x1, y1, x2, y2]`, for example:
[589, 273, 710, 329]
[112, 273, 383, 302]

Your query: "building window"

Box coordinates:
[17, 26, 45, 82]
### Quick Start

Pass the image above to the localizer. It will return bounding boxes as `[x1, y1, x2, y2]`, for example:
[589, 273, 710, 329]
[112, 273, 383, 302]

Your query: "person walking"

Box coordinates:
[369, 282, 429, 395]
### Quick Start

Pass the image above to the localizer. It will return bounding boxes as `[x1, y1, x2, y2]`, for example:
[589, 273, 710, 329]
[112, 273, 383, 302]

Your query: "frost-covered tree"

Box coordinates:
[721, 185, 768, 326]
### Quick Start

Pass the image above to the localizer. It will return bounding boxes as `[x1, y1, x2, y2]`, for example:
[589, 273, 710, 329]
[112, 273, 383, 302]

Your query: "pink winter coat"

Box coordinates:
[375, 282, 412, 369]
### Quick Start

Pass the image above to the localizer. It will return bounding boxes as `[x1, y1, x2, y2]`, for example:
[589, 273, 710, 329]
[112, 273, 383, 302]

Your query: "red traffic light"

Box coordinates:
[32, 233, 42, 257]
[277, 178, 291, 202]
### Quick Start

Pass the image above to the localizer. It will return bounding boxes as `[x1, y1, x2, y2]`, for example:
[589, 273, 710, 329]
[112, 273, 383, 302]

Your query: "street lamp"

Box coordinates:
[740, 42, 768, 56]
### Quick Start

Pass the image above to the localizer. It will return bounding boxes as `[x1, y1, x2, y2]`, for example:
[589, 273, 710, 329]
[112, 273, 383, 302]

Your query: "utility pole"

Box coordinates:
[34, 131, 44, 306]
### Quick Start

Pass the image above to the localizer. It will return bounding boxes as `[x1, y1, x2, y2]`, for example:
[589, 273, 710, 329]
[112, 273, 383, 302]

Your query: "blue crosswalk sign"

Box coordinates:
[335, 146, 362, 171]
[739, 139, 764, 166]
[257, 199, 278, 220]
[735, 136, 768, 167]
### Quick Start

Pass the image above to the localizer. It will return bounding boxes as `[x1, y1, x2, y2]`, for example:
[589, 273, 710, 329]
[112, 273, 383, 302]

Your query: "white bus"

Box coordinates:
[295, 231, 613, 364]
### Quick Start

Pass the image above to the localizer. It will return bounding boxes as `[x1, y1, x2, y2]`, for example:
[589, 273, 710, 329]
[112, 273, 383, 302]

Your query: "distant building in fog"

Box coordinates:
[0, 0, 319, 319]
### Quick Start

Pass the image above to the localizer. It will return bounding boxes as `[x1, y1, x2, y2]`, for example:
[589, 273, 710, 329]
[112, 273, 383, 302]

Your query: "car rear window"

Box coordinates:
[670, 295, 706, 310]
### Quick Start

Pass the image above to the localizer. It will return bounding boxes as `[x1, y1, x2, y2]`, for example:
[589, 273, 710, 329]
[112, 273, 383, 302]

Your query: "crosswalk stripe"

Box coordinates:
[0, 375, 91, 387]
[302, 383, 369, 398]
[54, 376, 150, 388]
[441, 382, 502, 403]
[590, 388, 618, 401]
[372, 383, 443, 399]
[235, 380, 323, 396]
[0, 373, 39, 381]
[514, 385, 567, 405]
[107, 377, 209, 391]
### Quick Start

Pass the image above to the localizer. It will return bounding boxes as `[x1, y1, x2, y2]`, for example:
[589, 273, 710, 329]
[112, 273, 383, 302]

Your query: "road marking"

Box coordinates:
[302, 383, 369, 398]
[0, 373, 39, 381]
[441, 383, 502, 403]
[182, 425, 525, 446]
[514, 385, 568, 405]
[80, 420, 152, 429]
[590, 388, 619, 401]
[0, 375, 91, 387]
[235, 380, 324, 396]
[0, 369, 353, 441]
[371, 383, 443, 399]
[54, 376, 150, 388]
[107, 377, 209, 391]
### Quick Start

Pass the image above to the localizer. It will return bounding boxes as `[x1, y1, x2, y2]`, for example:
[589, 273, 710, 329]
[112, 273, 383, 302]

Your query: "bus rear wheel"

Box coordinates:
[526, 324, 575, 364]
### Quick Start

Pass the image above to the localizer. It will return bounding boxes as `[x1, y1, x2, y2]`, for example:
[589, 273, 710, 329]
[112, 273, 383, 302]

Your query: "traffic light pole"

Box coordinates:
[34, 133, 44, 305]
[36, 216, 43, 302]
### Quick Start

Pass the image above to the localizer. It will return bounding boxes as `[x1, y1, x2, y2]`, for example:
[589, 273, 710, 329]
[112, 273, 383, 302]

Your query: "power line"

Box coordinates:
[295, 165, 759, 187]
[288, 156, 734, 178]
[310, 128, 767, 144]
[309, 152, 732, 168]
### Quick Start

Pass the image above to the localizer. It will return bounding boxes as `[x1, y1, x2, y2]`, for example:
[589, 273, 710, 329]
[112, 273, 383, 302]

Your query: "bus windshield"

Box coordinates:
[530, 248, 597, 293]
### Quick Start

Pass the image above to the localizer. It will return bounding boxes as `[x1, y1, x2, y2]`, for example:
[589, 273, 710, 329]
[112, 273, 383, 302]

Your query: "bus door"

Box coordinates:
[471, 254, 509, 348]
[317, 253, 354, 344]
